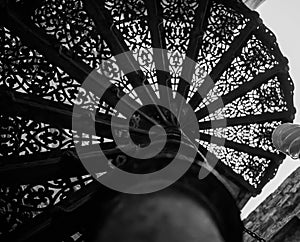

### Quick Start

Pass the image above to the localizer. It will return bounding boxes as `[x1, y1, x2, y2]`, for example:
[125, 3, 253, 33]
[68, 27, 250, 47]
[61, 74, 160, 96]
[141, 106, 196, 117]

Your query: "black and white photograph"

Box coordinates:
[0, 0, 299, 241]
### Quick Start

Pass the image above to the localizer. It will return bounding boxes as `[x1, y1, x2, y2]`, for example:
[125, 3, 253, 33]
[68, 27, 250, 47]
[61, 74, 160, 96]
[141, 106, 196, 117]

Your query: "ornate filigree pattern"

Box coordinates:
[200, 33, 278, 106]
[0, 115, 73, 157]
[1, 0, 293, 191]
[32, 0, 112, 69]
[200, 121, 283, 154]
[203, 77, 288, 121]
[199, 140, 270, 188]
[105, 0, 151, 52]
[0, 27, 123, 116]
[161, 0, 199, 90]
[0, 27, 80, 106]
[161, 0, 199, 53]
[0, 111, 118, 159]
[196, 1, 249, 75]
[0, 0, 295, 239]
[32, 0, 133, 95]
[105, 0, 158, 93]
[0, 176, 92, 236]
[188, 1, 249, 102]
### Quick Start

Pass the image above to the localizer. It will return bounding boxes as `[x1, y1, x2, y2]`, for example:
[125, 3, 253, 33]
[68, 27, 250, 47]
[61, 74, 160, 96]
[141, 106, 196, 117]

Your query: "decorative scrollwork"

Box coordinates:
[0, 26, 123, 116]
[0, 0, 296, 239]
[32, 0, 113, 69]
[105, 0, 151, 52]
[197, 2, 249, 75]
[161, 0, 199, 53]
[105, 0, 158, 92]
[201, 34, 278, 106]
[0, 176, 92, 236]
[0, 115, 73, 157]
[200, 121, 282, 154]
[203, 77, 288, 121]
[162, 0, 199, 90]
[32, 0, 131, 93]
[202, 35, 279, 105]
[199, 140, 270, 188]
[0, 27, 80, 106]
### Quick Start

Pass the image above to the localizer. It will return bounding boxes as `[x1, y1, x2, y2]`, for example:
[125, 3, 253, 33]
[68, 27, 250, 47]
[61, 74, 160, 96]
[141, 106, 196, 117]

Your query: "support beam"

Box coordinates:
[177, 0, 211, 99]
[2, 3, 161, 127]
[0, 149, 86, 184]
[188, 16, 259, 110]
[144, 0, 170, 88]
[199, 132, 284, 161]
[0, 142, 118, 184]
[195, 65, 286, 120]
[82, 0, 145, 87]
[199, 111, 294, 130]
[0, 90, 153, 141]
[82, 0, 163, 109]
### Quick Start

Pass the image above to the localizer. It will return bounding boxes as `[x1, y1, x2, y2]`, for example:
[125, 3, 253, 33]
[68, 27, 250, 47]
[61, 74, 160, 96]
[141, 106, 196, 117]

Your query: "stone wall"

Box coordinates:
[270, 217, 300, 242]
[243, 167, 300, 242]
